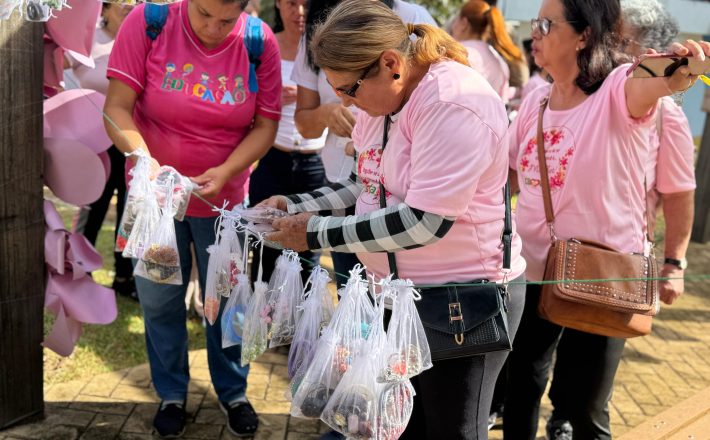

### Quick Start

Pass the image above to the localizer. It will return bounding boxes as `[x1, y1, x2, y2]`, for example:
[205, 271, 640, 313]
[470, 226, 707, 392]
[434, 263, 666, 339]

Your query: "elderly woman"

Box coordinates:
[291, 0, 436, 288]
[262, 1, 527, 437]
[542, 1, 697, 438]
[502, 0, 708, 439]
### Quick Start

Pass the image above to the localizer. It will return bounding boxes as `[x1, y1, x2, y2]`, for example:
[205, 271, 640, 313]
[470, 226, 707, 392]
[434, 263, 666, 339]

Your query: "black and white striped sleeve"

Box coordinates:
[305, 203, 455, 253]
[285, 165, 362, 217]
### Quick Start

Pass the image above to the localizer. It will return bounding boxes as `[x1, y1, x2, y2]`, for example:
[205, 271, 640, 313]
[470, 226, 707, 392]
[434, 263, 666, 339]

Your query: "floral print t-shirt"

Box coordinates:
[508, 65, 657, 280]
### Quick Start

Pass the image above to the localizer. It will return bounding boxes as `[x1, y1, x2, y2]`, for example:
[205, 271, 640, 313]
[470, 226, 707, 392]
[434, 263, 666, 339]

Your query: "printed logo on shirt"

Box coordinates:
[357, 146, 391, 206]
[519, 127, 575, 192]
[159, 62, 248, 106]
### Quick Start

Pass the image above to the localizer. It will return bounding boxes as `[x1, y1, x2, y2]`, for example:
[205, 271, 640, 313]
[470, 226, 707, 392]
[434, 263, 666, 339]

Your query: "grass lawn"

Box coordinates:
[43, 195, 207, 386]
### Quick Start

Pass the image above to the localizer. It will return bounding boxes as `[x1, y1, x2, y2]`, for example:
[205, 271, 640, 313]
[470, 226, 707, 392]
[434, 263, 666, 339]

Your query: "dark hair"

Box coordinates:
[304, 0, 394, 72]
[562, 0, 630, 94]
[272, 0, 284, 33]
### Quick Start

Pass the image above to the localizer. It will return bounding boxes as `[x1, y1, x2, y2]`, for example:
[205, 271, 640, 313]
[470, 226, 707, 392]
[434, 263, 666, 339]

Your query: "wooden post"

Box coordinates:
[0, 13, 45, 428]
[691, 87, 710, 243]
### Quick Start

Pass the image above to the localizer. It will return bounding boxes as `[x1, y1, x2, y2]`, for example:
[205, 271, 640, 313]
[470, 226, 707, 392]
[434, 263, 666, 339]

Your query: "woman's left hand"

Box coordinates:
[664, 39, 710, 93]
[266, 213, 315, 252]
[191, 166, 231, 199]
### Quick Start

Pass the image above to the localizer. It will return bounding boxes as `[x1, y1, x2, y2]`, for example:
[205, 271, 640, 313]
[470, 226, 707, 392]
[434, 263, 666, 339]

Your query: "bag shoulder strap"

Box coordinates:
[144, 3, 169, 41]
[380, 115, 512, 278]
[536, 96, 556, 230]
[244, 15, 265, 93]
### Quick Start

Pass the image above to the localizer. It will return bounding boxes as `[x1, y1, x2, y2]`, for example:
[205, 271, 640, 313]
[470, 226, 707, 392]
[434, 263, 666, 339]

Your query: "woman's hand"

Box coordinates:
[255, 195, 290, 211]
[663, 39, 710, 93]
[659, 265, 684, 305]
[266, 213, 315, 252]
[191, 166, 231, 199]
[282, 85, 298, 106]
[325, 103, 356, 137]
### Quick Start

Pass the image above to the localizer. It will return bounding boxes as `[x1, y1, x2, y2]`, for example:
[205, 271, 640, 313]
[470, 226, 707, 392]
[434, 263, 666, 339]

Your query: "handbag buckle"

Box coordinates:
[449, 302, 462, 322]
[449, 302, 465, 345]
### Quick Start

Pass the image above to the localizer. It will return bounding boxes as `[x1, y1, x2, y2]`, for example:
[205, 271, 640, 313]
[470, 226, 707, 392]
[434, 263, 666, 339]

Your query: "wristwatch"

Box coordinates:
[664, 257, 688, 270]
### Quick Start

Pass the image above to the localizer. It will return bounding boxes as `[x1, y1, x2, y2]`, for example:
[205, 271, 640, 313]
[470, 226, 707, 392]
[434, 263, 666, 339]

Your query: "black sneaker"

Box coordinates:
[153, 401, 186, 438]
[546, 418, 573, 440]
[219, 400, 258, 437]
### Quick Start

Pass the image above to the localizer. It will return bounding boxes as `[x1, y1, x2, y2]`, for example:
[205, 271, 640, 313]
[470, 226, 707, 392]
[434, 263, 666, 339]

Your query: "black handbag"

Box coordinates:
[379, 115, 512, 361]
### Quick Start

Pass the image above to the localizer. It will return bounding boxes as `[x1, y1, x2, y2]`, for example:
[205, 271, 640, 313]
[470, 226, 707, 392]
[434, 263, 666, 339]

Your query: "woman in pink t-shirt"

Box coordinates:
[544, 2, 699, 438]
[503, 0, 708, 439]
[450, 0, 516, 102]
[261, 2, 527, 438]
[103, 0, 281, 436]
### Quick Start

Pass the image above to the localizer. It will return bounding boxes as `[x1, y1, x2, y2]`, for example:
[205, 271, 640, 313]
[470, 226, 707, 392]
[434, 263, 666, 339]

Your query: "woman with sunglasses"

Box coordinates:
[291, 0, 436, 288]
[503, 0, 708, 439]
[260, 1, 527, 438]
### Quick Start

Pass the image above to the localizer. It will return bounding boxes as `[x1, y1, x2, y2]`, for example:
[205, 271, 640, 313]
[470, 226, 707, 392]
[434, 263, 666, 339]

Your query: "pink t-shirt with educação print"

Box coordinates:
[107, 1, 282, 217]
[351, 60, 526, 285]
[508, 64, 657, 281]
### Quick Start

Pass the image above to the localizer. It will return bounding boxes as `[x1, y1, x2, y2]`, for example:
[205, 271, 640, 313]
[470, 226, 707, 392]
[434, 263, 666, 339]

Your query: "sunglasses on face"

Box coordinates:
[530, 17, 578, 36]
[333, 60, 378, 98]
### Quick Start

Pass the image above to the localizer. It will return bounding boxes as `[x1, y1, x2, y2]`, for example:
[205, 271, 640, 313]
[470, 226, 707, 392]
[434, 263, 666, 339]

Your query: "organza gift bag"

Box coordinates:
[117, 152, 154, 254]
[222, 229, 252, 348]
[377, 279, 432, 383]
[134, 177, 181, 285]
[222, 272, 251, 349]
[287, 266, 334, 378]
[240, 238, 269, 366]
[234, 206, 290, 233]
[204, 214, 244, 324]
[290, 266, 375, 419]
[375, 380, 415, 440]
[269, 251, 304, 348]
[321, 291, 388, 439]
[155, 166, 195, 222]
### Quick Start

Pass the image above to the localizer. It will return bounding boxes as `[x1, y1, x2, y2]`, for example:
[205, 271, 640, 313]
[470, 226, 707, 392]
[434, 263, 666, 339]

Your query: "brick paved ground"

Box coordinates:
[3, 240, 710, 440]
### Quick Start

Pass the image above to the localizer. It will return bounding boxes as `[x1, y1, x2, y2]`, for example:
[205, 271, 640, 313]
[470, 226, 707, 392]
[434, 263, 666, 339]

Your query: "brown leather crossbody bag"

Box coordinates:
[534, 97, 659, 338]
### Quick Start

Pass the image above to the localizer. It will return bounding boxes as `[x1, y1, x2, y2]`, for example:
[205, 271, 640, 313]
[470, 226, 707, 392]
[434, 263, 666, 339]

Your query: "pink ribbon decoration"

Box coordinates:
[43, 201, 117, 357]
[43, 0, 101, 93]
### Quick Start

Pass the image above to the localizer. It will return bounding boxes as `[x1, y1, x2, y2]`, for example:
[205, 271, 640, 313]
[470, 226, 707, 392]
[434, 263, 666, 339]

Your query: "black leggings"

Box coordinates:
[503, 284, 625, 440]
[399, 277, 526, 440]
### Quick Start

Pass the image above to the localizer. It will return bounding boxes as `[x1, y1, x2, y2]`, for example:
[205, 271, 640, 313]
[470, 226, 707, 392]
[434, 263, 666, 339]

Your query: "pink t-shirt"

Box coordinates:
[509, 64, 657, 281]
[352, 60, 526, 285]
[460, 40, 510, 102]
[108, 1, 282, 217]
[645, 97, 696, 233]
[520, 72, 548, 103]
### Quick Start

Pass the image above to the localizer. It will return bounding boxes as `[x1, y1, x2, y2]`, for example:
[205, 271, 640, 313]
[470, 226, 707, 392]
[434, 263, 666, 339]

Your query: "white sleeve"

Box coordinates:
[290, 39, 319, 91]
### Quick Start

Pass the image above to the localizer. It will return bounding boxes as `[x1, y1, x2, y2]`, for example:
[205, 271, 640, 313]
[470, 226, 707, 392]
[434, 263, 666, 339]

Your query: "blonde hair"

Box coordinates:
[310, 0, 469, 73]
